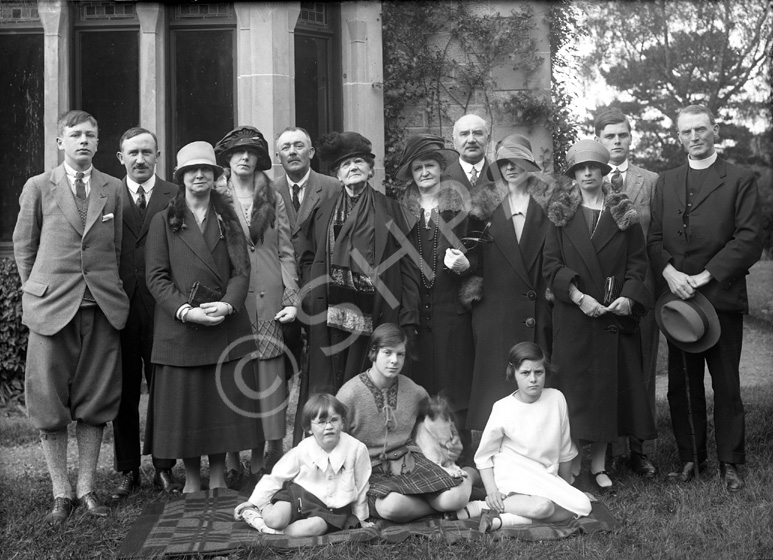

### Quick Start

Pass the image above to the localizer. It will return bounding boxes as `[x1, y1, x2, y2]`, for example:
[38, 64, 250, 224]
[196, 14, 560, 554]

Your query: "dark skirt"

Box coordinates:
[367, 452, 462, 518]
[271, 481, 360, 531]
[147, 359, 266, 459]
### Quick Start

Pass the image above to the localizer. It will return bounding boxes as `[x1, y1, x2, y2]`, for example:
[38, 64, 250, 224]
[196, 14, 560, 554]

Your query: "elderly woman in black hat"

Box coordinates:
[214, 127, 300, 487]
[396, 134, 476, 433]
[542, 139, 655, 490]
[145, 141, 263, 493]
[294, 131, 420, 441]
[462, 134, 554, 434]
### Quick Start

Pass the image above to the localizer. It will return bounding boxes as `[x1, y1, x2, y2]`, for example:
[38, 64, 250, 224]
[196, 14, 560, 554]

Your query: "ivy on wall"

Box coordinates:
[382, 0, 579, 195]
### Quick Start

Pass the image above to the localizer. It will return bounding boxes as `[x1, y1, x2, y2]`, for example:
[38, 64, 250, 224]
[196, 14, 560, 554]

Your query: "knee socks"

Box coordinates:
[40, 429, 71, 499]
[76, 422, 104, 498]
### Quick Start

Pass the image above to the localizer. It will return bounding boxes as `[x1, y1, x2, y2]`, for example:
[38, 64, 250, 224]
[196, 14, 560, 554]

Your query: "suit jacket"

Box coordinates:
[275, 169, 341, 261]
[13, 164, 130, 335]
[445, 158, 490, 191]
[621, 163, 658, 303]
[119, 176, 178, 314]
[647, 157, 763, 313]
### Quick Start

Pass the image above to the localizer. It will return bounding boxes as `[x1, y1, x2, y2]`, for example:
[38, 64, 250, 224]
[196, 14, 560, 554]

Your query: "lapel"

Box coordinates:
[624, 165, 645, 206]
[231, 192, 255, 248]
[177, 206, 222, 281]
[691, 159, 725, 211]
[122, 179, 141, 239]
[518, 197, 547, 278]
[138, 177, 175, 241]
[564, 209, 606, 294]
[297, 172, 323, 230]
[591, 207, 618, 254]
[373, 192, 390, 265]
[51, 166, 84, 235]
[84, 169, 109, 236]
[489, 201, 532, 287]
[276, 176, 297, 227]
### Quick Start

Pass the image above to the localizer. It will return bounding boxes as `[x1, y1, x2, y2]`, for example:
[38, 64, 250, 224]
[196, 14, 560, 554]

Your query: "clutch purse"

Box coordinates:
[187, 281, 222, 307]
[603, 276, 623, 305]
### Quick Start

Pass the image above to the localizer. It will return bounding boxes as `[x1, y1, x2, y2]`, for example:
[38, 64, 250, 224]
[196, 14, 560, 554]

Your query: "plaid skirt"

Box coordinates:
[367, 452, 462, 517]
[271, 481, 360, 531]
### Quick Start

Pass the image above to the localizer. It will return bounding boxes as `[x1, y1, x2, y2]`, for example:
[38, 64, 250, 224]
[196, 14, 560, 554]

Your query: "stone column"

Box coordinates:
[340, 2, 385, 191]
[38, 0, 70, 169]
[136, 3, 167, 178]
[234, 2, 300, 179]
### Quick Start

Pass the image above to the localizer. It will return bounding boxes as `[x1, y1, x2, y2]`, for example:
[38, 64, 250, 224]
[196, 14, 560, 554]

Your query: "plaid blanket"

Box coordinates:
[117, 489, 620, 558]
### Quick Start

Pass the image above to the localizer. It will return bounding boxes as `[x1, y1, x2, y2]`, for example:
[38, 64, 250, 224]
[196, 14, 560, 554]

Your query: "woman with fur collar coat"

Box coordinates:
[145, 142, 263, 493]
[462, 135, 554, 433]
[396, 135, 476, 430]
[542, 140, 656, 491]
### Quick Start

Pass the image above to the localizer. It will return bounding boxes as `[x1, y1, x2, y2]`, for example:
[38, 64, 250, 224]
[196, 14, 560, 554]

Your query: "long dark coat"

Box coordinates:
[402, 183, 476, 413]
[542, 184, 655, 444]
[463, 180, 553, 430]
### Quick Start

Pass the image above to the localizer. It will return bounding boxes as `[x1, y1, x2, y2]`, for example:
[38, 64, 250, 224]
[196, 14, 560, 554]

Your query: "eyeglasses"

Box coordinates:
[311, 416, 342, 426]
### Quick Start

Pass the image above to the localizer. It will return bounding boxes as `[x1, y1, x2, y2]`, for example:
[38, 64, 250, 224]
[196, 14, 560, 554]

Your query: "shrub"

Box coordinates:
[0, 257, 27, 405]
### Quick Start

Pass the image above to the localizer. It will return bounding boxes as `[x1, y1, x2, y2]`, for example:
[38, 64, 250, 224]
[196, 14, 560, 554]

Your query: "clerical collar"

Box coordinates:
[288, 168, 311, 189]
[688, 151, 717, 170]
[459, 158, 484, 175]
[126, 174, 156, 194]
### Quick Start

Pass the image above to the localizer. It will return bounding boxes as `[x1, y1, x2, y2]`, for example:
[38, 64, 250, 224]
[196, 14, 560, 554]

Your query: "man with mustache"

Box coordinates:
[445, 114, 491, 190]
[13, 110, 130, 524]
[110, 127, 181, 500]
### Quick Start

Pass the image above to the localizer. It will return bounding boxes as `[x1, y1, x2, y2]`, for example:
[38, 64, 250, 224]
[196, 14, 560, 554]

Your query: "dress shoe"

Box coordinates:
[630, 452, 658, 478]
[79, 492, 109, 517]
[719, 462, 745, 492]
[667, 460, 707, 482]
[225, 467, 244, 490]
[239, 468, 267, 491]
[264, 446, 283, 474]
[154, 469, 183, 494]
[478, 509, 499, 533]
[46, 497, 76, 526]
[591, 470, 615, 493]
[110, 470, 140, 501]
[607, 455, 628, 475]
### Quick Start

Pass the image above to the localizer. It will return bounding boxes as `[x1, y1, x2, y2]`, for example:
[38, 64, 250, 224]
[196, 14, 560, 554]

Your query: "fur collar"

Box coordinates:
[401, 182, 467, 221]
[228, 171, 276, 244]
[467, 173, 563, 222]
[166, 188, 250, 278]
[545, 180, 639, 230]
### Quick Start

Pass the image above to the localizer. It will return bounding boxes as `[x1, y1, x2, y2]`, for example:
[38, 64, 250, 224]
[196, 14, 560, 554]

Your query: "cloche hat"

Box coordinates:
[395, 134, 459, 182]
[214, 126, 272, 170]
[318, 131, 376, 171]
[655, 291, 721, 353]
[487, 134, 541, 180]
[173, 141, 224, 182]
[565, 139, 612, 177]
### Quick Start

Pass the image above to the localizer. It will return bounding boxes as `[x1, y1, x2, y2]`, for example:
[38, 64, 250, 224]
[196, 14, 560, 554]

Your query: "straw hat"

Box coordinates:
[173, 141, 224, 182]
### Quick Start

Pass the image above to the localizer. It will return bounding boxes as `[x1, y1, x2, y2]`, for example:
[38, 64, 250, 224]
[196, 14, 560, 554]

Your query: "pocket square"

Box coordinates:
[102, 213, 114, 222]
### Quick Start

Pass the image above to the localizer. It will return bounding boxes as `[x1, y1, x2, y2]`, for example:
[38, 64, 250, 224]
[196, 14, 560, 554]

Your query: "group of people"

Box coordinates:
[13, 104, 763, 533]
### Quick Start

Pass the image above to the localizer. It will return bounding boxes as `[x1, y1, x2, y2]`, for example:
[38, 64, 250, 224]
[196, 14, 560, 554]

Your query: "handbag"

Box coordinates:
[187, 281, 223, 307]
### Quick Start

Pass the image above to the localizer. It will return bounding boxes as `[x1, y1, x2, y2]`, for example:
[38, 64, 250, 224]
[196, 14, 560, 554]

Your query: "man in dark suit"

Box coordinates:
[109, 127, 181, 500]
[445, 114, 491, 189]
[595, 109, 660, 478]
[13, 110, 130, 524]
[648, 104, 763, 491]
[273, 127, 340, 383]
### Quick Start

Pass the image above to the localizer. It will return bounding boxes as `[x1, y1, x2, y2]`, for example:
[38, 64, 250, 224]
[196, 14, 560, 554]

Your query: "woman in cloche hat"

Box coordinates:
[214, 126, 301, 489]
[462, 134, 555, 435]
[145, 141, 264, 493]
[542, 139, 656, 491]
[396, 134, 476, 445]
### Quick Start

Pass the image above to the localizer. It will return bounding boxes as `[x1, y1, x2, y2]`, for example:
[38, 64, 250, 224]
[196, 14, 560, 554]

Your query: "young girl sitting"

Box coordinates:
[457, 342, 592, 531]
[336, 323, 473, 522]
[234, 394, 372, 536]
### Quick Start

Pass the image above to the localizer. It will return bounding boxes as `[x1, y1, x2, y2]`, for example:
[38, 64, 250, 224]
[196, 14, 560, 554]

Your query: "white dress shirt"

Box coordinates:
[288, 168, 312, 206]
[64, 162, 92, 197]
[126, 174, 156, 205]
[458, 158, 485, 184]
[607, 159, 629, 184]
[505, 193, 529, 243]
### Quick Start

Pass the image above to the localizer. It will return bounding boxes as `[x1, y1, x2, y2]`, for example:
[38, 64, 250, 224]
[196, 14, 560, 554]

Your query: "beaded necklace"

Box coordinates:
[416, 207, 439, 289]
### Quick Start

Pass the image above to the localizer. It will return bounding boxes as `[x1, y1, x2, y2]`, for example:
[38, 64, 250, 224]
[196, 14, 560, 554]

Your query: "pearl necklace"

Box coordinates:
[416, 207, 439, 289]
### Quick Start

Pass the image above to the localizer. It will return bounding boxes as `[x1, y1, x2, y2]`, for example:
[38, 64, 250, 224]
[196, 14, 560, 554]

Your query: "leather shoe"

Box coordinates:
[668, 460, 707, 482]
[110, 470, 140, 501]
[154, 469, 183, 494]
[79, 492, 109, 517]
[720, 462, 745, 492]
[607, 455, 627, 475]
[46, 497, 76, 526]
[630, 452, 658, 478]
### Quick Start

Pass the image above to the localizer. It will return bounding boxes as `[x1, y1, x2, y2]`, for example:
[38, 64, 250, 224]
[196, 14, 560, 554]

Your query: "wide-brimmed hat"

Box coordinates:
[173, 141, 224, 182]
[565, 139, 612, 177]
[487, 134, 540, 180]
[655, 291, 721, 353]
[214, 126, 272, 170]
[395, 134, 459, 182]
[318, 131, 376, 171]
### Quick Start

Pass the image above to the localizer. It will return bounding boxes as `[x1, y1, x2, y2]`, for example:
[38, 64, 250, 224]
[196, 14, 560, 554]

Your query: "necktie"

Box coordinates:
[137, 185, 147, 217]
[469, 166, 478, 187]
[75, 172, 86, 200]
[292, 184, 301, 212]
[611, 168, 623, 192]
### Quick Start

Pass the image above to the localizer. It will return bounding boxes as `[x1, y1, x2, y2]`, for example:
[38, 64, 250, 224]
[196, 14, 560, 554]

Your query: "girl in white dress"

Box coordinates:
[457, 342, 592, 531]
